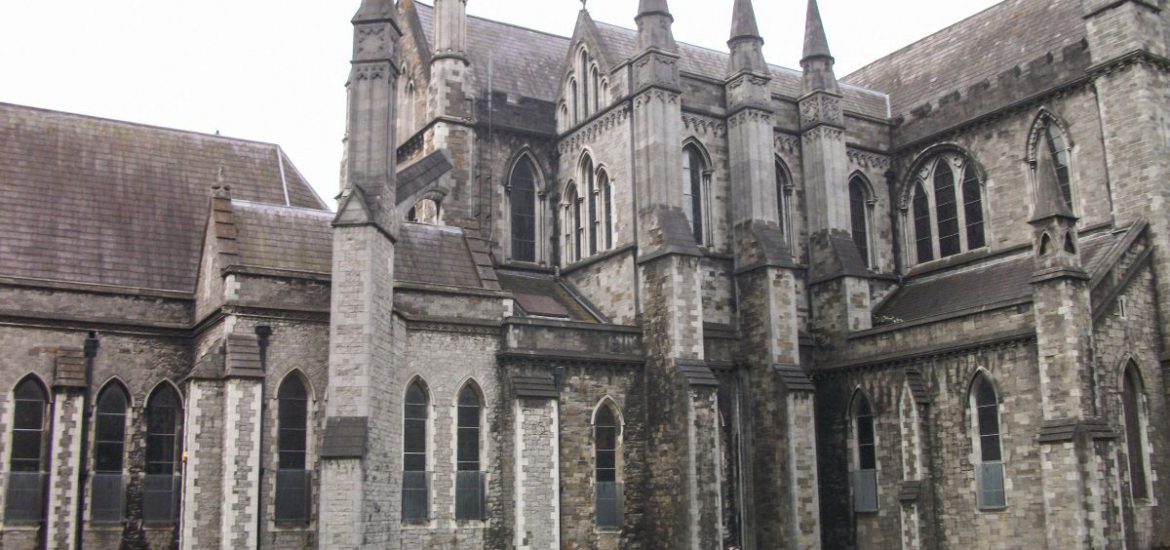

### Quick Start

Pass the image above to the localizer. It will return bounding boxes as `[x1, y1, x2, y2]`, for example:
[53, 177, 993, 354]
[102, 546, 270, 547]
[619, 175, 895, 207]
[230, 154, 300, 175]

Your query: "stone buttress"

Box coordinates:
[319, 0, 402, 547]
[723, 0, 819, 547]
[630, 1, 723, 548]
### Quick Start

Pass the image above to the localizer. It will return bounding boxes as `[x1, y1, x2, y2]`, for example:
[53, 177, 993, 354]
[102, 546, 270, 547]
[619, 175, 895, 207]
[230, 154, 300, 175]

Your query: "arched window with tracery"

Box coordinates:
[510, 156, 539, 263]
[276, 374, 311, 522]
[563, 184, 582, 264]
[1031, 114, 1074, 209]
[849, 176, 871, 267]
[852, 393, 878, 512]
[402, 380, 430, 521]
[144, 384, 183, 523]
[5, 377, 48, 523]
[909, 152, 987, 264]
[580, 50, 591, 119]
[591, 66, 601, 113]
[682, 145, 706, 244]
[1122, 363, 1150, 500]
[456, 384, 485, 520]
[971, 374, 1005, 509]
[92, 383, 129, 522]
[595, 402, 622, 528]
[583, 155, 598, 256]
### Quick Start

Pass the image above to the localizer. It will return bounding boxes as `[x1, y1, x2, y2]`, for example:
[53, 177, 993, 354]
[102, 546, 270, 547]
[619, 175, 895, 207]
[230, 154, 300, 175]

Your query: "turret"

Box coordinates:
[636, 0, 677, 52]
[344, 0, 400, 219]
[1029, 137, 1084, 277]
[432, 0, 467, 60]
[728, 0, 768, 75]
[800, 0, 838, 94]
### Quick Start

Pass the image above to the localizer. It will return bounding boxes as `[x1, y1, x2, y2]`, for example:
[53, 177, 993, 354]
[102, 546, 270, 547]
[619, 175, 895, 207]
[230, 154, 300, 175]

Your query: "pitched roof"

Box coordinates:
[497, 271, 600, 323]
[0, 103, 327, 293]
[395, 223, 493, 289]
[232, 201, 334, 274]
[843, 0, 1086, 116]
[412, 3, 889, 119]
[876, 230, 1118, 323]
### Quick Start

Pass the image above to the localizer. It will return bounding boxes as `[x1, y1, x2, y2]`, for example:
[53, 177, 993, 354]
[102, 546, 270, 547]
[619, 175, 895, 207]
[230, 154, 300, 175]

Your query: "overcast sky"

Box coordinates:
[0, 0, 1000, 206]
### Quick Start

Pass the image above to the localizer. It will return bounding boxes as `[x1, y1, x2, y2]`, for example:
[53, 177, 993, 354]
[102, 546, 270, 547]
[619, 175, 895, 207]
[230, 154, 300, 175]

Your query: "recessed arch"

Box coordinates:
[903, 145, 988, 264]
[508, 151, 544, 263]
[591, 396, 625, 429]
[11, 373, 49, 399]
[1121, 359, 1151, 500]
[146, 379, 183, 408]
[901, 143, 988, 208]
[1026, 108, 1075, 164]
[95, 377, 134, 408]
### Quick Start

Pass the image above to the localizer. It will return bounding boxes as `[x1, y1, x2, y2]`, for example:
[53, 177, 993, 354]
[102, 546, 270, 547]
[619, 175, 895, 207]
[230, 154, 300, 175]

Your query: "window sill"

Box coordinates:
[273, 521, 312, 530]
[976, 505, 1008, 513]
[594, 527, 622, 534]
[401, 520, 434, 529]
[454, 520, 487, 528]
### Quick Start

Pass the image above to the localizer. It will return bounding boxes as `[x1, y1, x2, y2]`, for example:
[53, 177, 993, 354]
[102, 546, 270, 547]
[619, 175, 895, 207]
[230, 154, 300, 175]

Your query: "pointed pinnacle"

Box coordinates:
[638, 0, 671, 18]
[730, 0, 762, 42]
[802, 0, 832, 61]
[353, 0, 395, 23]
[1031, 139, 1076, 222]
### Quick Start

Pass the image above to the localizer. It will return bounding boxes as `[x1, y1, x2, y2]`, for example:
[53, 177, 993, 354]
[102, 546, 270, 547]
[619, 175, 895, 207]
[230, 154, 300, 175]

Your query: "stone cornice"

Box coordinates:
[817, 327, 1035, 377]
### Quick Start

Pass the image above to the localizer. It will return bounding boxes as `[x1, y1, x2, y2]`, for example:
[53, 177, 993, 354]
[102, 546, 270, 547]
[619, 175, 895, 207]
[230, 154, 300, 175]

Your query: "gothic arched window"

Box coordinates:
[600, 170, 614, 250]
[144, 384, 182, 523]
[510, 156, 539, 263]
[580, 51, 591, 119]
[92, 383, 129, 522]
[971, 374, 1005, 509]
[402, 380, 429, 521]
[1122, 363, 1150, 500]
[853, 393, 878, 512]
[583, 155, 598, 256]
[570, 80, 579, 125]
[456, 384, 485, 520]
[276, 374, 311, 522]
[591, 66, 601, 113]
[849, 176, 871, 267]
[776, 158, 790, 237]
[5, 377, 48, 522]
[909, 152, 986, 264]
[912, 182, 933, 263]
[564, 184, 582, 263]
[682, 145, 706, 244]
[1044, 123, 1072, 208]
[595, 403, 622, 528]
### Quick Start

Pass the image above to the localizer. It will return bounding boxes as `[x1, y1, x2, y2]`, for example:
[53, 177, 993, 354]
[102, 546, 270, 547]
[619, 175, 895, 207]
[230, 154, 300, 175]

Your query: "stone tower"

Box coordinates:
[724, 0, 819, 547]
[426, 0, 477, 231]
[319, 0, 401, 547]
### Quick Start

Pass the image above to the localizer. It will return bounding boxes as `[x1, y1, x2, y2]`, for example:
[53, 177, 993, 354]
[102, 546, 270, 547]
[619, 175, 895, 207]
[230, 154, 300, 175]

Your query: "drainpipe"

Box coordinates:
[75, 331, 99, 550]
[254, 325, 272, 550]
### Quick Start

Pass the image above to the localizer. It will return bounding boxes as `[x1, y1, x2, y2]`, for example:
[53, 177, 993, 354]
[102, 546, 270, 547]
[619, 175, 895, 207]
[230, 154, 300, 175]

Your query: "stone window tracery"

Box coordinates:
[971, 374, 1005, 509]
[402, 380, 430, 521]
[6, 377, 48, 523]
[276, 374, 311, 523]
[144, 384, 183, 523]
[908, 152, 986, 265]
[455, 383, 485, 520]
[852, 393, 878, 513]
[594, 402, 623, 529]
[92, 382, 129, 522]
[509, 156, 539, 263]
[1122, 362, 1151, 501]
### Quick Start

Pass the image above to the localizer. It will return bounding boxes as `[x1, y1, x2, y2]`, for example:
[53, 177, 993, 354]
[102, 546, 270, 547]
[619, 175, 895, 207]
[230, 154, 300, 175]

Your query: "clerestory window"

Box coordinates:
[909, 152, 986, 265]
[509, 156, 539, 263]
[682, 145, 708, 245]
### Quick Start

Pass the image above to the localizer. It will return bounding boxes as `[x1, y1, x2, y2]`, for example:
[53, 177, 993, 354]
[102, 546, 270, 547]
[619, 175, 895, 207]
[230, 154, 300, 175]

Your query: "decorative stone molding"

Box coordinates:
[727, 109, 772, 129]
[683, 113, 727, 137]
[800, 94, 843, 127]
[801, 125, 844, 142]
[557, 103, 632, 155]
[847, 148, 891, 170]
[775, 134, 801, 155]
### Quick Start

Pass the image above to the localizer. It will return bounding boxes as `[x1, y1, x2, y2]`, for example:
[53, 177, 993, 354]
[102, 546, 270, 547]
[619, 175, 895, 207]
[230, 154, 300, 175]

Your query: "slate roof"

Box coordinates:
[497, 271, 600, 323]
[843, 0, 1086, 116]
[232, 201, 334, 274]
[876, 231, 1118, 323]
[0, 103, 327, 293]
[395, 223, 489, 289]
[412, 3, 889, 119]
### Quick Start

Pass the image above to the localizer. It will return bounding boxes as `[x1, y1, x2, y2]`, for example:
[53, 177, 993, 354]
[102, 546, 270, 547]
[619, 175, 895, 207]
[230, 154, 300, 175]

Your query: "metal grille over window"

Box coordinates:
[973, 376, 1005, 509]
[682, 146, 705, 244]
[1123, 364, 1149, 500]
[402, 381, 429, 521]
[595, 405, 622, 528]
[456, 385, 485, 521]
[853, 395, 878, 513]
[510, 157, 538, 263]
[143, 385, 182, 523]
[849, 176, 870, 266]
[92, 384, 129, 522]
[6, 378, 47, 523]
[276, 376, 311, 522]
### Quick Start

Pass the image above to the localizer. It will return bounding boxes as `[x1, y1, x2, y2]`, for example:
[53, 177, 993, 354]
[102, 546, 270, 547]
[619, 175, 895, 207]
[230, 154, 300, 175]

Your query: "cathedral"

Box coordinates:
[1, 0, 1169, 547]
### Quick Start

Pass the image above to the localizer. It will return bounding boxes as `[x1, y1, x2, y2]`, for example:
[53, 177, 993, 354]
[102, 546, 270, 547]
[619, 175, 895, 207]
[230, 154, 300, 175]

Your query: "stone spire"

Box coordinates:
[728, 0, 768, 74]
[1030, 141, 1076, 223]
[636, 0, 677, 52]
[352, 0, 395, 23]
[801, 0, 838, 93]
[433, 0, 468, 60]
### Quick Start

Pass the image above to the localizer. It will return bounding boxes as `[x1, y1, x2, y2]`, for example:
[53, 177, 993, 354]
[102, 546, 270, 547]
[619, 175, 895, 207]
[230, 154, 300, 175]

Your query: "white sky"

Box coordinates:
[0, 0, 1000, 206]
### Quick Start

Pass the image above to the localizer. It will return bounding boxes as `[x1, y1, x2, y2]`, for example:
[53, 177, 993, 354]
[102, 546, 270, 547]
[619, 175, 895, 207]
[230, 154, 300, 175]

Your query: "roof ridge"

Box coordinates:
[415, 1, 572, 42]
[231, 199, 334, 216]
[0, 101, 283, 149]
